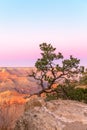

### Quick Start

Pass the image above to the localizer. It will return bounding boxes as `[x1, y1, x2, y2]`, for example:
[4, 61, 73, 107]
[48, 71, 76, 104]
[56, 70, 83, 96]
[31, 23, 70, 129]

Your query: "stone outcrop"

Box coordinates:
[14, 97, 87, 130]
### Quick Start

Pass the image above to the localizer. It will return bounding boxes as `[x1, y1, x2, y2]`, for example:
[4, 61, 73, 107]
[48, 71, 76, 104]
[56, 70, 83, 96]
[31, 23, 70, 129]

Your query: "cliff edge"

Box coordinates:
[15, 97, 87, 130]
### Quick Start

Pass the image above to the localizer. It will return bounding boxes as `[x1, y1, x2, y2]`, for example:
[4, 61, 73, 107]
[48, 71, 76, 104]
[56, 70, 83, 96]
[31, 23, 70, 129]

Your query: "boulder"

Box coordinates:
[14, 98, 87, 130]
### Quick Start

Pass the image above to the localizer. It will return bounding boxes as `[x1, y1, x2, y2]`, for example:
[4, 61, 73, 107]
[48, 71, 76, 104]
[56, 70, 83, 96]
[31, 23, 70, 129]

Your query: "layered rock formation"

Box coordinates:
[0, 67, 87, 130]
[0, 67, 40, 94]
[0, 67, 40, 129]
[15, 97, 87, 130]
[0, 90, 26, 129]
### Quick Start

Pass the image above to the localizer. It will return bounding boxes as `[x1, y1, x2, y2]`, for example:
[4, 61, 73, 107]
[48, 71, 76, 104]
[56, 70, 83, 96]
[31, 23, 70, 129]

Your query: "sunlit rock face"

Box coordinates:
[0, 90, 27, 129]
[0, 67, 41, 94]
[15, 98, 87, 130]
[0, 67, 41, 130]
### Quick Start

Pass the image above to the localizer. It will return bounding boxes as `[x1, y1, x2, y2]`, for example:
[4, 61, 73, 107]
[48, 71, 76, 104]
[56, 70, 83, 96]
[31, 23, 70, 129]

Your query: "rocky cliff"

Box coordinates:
[14, 97, 87, 130]
[0, 67, 40, 94]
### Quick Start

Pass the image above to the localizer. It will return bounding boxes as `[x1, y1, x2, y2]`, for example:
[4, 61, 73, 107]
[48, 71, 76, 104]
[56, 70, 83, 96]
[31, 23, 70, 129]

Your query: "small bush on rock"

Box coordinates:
[46, 84, 87, 103]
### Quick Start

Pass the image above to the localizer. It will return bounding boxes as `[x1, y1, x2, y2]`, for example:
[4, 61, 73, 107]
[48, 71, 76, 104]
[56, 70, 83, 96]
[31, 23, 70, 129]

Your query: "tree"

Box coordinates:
[30, 43, 82, 96]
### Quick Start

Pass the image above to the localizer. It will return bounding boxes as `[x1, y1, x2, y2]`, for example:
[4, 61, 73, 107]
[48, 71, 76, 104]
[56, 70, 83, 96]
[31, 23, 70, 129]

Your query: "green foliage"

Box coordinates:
[35, 43, 63, 71]
[46, 93, 58, 101]
[31, 43, 81, 92]
[46, 84, 87, 103]
[29, 43, 87, 102]
[29, 43, 86, 103]
[67, 87, 84, 101]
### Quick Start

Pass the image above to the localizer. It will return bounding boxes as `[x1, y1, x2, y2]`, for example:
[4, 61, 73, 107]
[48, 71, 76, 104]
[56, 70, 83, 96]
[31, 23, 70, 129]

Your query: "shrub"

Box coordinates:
[46, 84, 87, 103]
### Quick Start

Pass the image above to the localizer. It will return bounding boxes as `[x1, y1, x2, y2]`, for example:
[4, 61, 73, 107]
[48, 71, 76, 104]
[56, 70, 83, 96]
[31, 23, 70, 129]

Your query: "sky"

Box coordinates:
[0, 0, 87, 67]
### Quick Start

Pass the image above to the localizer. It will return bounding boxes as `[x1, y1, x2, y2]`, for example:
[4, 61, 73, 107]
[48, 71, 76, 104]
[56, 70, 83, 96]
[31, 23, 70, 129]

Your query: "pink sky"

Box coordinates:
[0, 0, 87, 66]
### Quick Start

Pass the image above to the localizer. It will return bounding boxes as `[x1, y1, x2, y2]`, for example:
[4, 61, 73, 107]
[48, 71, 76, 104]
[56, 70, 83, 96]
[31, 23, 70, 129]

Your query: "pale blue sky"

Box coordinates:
[0, 0, 87, 66]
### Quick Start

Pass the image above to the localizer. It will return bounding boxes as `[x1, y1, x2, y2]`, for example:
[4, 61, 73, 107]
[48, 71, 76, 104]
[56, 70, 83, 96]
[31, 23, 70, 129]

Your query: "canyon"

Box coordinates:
[0, 67, 87, 130]
[0, 67, 39, 129]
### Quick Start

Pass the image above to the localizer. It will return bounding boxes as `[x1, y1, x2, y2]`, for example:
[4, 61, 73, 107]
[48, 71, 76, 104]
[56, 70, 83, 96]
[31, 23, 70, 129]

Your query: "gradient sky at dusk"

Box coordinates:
[0, 0, 87, 66]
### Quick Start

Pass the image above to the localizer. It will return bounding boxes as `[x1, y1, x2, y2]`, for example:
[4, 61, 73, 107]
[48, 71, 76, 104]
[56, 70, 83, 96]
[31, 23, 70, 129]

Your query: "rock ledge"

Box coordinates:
[15, 98, 87, 130]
